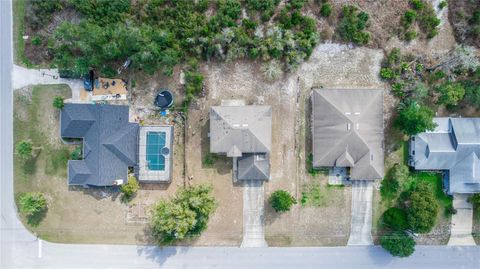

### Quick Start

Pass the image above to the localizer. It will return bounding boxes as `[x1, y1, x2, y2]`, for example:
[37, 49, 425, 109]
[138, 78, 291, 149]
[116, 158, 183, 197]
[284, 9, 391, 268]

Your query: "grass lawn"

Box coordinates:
[373, 138, 453, 244]
[12, 0, 32, 67]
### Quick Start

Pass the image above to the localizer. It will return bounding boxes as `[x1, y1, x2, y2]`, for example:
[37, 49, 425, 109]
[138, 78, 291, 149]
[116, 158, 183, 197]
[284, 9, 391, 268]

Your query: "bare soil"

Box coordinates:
[448, 0, 480, 48]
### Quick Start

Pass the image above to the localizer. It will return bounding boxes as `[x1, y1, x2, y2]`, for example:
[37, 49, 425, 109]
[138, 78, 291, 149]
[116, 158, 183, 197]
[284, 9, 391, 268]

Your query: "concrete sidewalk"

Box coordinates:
[347, 181, 373, 246]
[241, 180, 267, 247]
[448, 194, 475, 246]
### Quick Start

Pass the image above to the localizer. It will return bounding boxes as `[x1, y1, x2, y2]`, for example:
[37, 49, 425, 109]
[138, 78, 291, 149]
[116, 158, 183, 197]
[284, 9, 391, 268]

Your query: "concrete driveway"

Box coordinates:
[241, 180, 267, 247]
[347, 180, 373, 245]
[448, 193, 475, 246]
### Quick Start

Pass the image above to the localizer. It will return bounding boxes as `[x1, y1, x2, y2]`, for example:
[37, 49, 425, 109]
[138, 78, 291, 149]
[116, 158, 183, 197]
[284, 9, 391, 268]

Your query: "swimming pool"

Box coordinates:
[146, 132, 166, 171]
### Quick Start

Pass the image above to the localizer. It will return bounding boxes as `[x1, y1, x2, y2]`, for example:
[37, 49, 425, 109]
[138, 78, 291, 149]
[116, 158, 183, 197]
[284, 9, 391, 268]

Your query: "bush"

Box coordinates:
[203, 153, 218, 168]
[381, 207, 409, 231]
[436, 82, 465, 106]
[468, 193, 480, 209]
[438, 1, 447, 10]
[402, 10, 417, 28]
[31, 36, 42, 46]
[269, 190, 297, 212]
[19, 192, 47, 216]
[381, 164, 411, 199]
[380, 232, 416, 257]
[406, 181, 439, 233]
[405, 30, 418, 41]
[53, 96, 64, 109]
[151, 184, 217, 243]
[410, 0, 424, 10]
[320, 3, 332, 17]
[70, 146, 82, 160]
[261, 60, 283, 81]
[395, 101, 437, 136]
[120, 175, 140, 202]
[336, 5, 371, 45]
[380, 67, 395, 80]
[185, 71, 204, 101]
[16, 140, 33, 160]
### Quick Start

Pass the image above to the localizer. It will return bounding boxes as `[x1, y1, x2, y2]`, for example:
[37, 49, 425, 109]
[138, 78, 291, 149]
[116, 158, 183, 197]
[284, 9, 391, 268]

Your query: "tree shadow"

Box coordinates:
[21, 150, 41, 175]
[27, 207, 48, 227]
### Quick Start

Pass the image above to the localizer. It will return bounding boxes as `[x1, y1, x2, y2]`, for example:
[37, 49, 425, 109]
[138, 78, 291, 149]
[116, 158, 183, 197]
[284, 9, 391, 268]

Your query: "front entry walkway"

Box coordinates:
[448, 193, 475, 245]
[241, 180, 267, 247]
[347, 180, 373, 245]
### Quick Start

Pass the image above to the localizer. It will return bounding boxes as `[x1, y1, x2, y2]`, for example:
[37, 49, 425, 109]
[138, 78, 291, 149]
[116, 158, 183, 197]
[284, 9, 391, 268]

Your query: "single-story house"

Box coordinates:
[60, 103, 173, 187]
[311, 89, 384, 180]
[210, 101, 272, 181]
[409, 117, 480, 194]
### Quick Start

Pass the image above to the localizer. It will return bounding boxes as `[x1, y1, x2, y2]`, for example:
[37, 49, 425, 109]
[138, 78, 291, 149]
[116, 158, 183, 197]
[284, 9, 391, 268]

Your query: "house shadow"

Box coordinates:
[68, 185, 121, 202]
[304, 92, 313, 173]
[200, 119, 231, 175]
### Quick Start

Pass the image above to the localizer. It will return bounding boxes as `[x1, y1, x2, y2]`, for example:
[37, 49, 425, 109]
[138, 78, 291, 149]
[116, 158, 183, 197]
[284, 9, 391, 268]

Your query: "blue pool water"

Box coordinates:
[146, 132, 166, 171]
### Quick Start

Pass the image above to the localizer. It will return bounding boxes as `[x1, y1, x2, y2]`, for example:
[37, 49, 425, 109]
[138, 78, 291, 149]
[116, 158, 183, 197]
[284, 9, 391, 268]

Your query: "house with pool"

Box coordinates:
[60, 103, 173, 187]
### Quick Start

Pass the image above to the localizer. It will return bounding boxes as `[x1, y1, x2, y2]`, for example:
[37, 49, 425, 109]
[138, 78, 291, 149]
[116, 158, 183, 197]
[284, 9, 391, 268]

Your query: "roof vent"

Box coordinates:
[345, 112, 351, 115]
[354, 112, 360, 115]
[347, 123, 351, 130]
[356, 123, 359, 130]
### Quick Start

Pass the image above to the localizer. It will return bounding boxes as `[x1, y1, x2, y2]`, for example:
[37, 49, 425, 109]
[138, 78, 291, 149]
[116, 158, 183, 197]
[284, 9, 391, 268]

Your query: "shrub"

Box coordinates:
[406, 181, 439, 233]
[405, 30, 418, 41]
[380, 232, 416, 257]
[438, 1, 447, 10]
[31, 36, 42, 46]
[380, 67, 395, 80]
[16, 140, 33, 160]
[19, 192, 47, 216]
[395, 101, 437, 136]
[53, 96, 64, 109]
[436, 82, 465, 106]
[70, 146, 82, 160]
[336, 5, 371, 45]
[261, 60, 283, 81]
[468, 193, 480, 209]
[185, 71, 204, 101]
[402, 10, 417, 28]
[203, 153, 218, 168]
[269, 190, 297, 212]
[381, 207, 409, 231]
[381, 164, 411, 199]
[151, 184, 217, 243]
[120, 175, 140, 202]
[320, 3, 332, 17]
[410, 0, 424, 10]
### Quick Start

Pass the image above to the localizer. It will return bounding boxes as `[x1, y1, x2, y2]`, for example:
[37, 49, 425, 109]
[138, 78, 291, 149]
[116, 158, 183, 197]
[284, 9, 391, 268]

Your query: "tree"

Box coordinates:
[436, 82, 465, 106]
[380, 232, 416, 257]
[16, 140, 33, 160]
[19, 192, 47, 216]
[150, 184, 217, 243]
[406, 182, 438, 233]
[395, 101, 437, 136]
[381, 207, 409, 231]
[120, 175, 140, 202]
[53, 96, 64, 109]
[336, 5, 371, 45]
[269, 190, 297, 212]
[381, 164, 411, 199]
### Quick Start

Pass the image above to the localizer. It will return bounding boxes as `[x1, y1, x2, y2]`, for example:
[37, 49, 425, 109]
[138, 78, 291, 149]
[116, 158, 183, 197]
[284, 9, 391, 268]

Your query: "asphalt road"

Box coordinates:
[1, 0, 480, 268]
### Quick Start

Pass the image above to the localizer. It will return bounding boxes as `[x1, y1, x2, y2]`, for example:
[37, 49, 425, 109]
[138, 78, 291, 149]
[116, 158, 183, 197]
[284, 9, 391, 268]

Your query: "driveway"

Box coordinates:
[241, 180, 267, 247]
[448, 193, 476, 246]
[348, 180, 373, 245]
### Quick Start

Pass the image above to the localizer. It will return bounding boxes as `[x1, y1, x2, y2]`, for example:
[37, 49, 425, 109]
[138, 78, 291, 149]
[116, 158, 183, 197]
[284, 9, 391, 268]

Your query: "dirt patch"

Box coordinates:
[448, 0, 480, 48]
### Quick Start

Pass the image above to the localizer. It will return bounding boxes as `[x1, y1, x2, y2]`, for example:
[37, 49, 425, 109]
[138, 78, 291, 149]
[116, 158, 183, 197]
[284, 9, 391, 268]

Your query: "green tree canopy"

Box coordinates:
[395, 101, 437, 136]
[381, 164, 411, 199]
[381, 207, 409, 231]
[436, 82, 465, 106]
[269, 189, 297, 212]
[405, 181, 438, 233]
[380, 232, 416, 257]
[16, 140, 33, 160]
[150, 184, 217, 243]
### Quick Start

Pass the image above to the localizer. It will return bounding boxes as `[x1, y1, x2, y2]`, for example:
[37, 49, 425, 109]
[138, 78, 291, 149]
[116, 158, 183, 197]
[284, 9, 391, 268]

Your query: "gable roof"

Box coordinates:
[312, 89, 384, 180]
[61, 104, 138, 186]
[210, 105, 272, 156]
[411, 117, 480, 194]
[237, 153, 270, 180]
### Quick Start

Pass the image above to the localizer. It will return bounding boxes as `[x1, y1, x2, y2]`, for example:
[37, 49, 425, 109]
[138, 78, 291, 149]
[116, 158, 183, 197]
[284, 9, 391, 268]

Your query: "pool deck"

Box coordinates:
[138, 126, 174, 182]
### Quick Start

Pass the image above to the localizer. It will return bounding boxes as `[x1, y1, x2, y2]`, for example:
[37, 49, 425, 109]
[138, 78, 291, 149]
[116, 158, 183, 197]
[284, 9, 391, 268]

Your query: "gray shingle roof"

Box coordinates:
[237, 153, 270, 180]
[411, 117, 480, 194]
[61, 104, 138, 187]
[312, 89, 384, 180]
[210, 105, 272, 180]
[210, 106, 271, 156]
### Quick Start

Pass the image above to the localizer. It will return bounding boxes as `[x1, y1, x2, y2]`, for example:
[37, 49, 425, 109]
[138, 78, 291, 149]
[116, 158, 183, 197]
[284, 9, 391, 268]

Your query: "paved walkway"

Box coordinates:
[348, 180, 373, 246]
[448, 193, 476, 246]
[241, 180, 267, 247]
